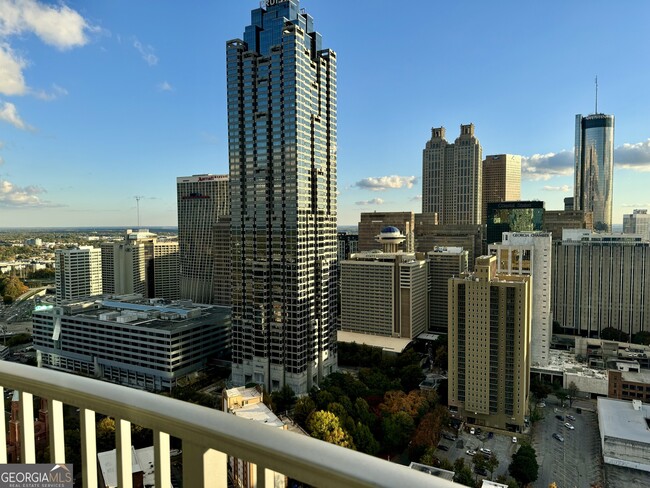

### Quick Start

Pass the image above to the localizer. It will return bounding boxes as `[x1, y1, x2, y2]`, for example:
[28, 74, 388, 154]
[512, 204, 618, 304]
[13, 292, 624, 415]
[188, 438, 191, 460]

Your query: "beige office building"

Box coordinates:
[55, 247, 103, 304]
[358, 212, 415, 252]
[422, 124, 483, 225]
[482, 154, 521, 224]
[542, 210, 593, 241]
[414, 213, 483, 266]
[553, 231, 650, 337]
[623, 209, 650, 241]
[177, 174, 229, 304]
[448, 255, 531, 432]
[489, 232, 552, 367]
[340, 252, 427, 340]
[101, 230, 179, 301]
[426, 247, 468, 333]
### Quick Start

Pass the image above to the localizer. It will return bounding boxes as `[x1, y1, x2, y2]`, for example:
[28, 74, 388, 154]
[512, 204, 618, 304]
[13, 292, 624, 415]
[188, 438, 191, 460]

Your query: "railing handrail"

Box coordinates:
[0, 362, 460, 488]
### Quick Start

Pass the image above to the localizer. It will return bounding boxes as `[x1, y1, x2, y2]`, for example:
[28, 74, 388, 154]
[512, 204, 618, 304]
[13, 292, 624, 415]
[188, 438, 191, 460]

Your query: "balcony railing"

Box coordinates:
[0, 362, 459, 488]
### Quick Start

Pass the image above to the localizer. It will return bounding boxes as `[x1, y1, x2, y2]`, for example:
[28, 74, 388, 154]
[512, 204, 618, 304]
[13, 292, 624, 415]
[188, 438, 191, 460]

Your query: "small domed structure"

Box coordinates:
[375, 226, 406, 252]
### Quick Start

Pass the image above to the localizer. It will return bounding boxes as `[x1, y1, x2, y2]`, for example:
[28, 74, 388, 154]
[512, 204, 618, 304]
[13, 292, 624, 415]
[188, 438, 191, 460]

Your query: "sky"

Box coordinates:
[2, 0, 650, 228]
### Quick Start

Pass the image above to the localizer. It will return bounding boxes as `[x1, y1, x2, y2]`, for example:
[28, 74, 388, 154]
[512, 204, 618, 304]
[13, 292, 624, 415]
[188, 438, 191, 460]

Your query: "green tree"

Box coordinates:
[353, 397, 376, 428]
[633, 331, 650, 346]
[381, 411, 414, 452]
[509, 444, 539, 487]
[351, 421, 379, 455]
[485, 453, 499, 478]
[600, 326, 629, 342]
[555, 388, 568, 406]
[399, 363, 425, 392]
[271, 384, 296, 414]
[306, 410, 354, 449]
[453, 457, 476, 487]
[97, 416, 116, 452]
[567, 381, 580, 407]
[1, 275, 28, 300]
[530, 378, 552, 403]
[293, 396, 316, 427]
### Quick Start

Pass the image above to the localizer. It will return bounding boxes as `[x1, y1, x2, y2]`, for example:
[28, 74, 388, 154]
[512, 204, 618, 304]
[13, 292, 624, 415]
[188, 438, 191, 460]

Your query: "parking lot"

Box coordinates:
[436, 426, 522, 480]
[532, 400, 603, 488]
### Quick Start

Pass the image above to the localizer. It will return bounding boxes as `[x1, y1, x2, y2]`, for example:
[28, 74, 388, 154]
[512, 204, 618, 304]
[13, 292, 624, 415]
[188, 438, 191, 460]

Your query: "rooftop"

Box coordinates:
[337, 330, 412, 354]
[533, 350, 607, 380]
[598, 398, 650, 444]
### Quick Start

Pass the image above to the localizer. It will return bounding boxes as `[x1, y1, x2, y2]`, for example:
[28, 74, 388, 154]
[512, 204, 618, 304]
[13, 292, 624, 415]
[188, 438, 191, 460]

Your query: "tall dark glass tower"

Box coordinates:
[574, 113, 615, 231]
[227, 0, 338, 394]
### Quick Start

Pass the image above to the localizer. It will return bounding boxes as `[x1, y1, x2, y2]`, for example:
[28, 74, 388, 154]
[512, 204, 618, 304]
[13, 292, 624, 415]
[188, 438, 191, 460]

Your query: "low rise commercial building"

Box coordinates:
[598, 398, 650, 472]
[32, 296, 231, 391]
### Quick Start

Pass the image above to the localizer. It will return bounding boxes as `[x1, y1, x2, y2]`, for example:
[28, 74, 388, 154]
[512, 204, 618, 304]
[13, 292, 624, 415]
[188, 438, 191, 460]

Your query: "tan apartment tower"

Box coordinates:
[448, 255, 531, 432]
[482, 154, 521, 223]
[177, 174, 229, 304]
[422, 124, 483, 225]
[55, 247, 102, 304]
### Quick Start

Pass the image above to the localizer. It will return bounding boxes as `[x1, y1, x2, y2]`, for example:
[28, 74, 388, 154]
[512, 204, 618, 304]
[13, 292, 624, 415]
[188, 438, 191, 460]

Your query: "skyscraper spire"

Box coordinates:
[595, 75, 598, 114]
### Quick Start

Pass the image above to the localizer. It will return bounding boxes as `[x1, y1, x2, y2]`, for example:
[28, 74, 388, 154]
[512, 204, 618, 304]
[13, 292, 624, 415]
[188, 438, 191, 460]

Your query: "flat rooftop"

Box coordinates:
[533, 350, 607, 380]
[598, 398, 650, 445]
[231, 402, 285, 428]
[337, 330, 412, 354]
[621, 369, 650, 384]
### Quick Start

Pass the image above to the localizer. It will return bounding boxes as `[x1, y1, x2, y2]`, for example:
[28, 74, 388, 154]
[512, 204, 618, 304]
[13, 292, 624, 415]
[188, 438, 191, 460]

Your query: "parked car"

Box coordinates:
[555, 415, 564, 421]
[474, 467, 488, 476]
[438, 444, 449, 451]
[564, 422, 575, 430]
[552, 433, 565, 442]
[537, 401, 546, 407]
[512, 436, 518, 443]
[466, 449, 476, 456]
[488, 432, 494, 439]
[469, 427, 475, 435]
[479, 447, 492, 455]
[566, 414, 576, 421]
[442, 433, 456, 441]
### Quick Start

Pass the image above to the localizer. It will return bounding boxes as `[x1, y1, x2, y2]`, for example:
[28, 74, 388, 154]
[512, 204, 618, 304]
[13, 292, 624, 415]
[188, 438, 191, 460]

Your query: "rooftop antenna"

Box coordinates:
[135, 196, 144, 228]
[595, 76, 598, 114]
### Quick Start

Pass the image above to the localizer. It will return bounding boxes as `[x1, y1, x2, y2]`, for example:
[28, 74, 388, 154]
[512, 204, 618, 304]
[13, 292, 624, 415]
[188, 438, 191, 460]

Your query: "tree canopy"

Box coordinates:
[509, 444, 539, 487]
[306, 410, 354, 449]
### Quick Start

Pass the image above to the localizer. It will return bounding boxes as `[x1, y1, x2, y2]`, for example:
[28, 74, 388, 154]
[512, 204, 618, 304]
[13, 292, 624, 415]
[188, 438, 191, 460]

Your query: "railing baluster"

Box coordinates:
[255, 463, 274, 488]
[80, 408, 97, 488]
[154, 430, 171, 488]
[48, 399, 65, 464]
[116, 418, 132, 488]
[183, 442, 227, 488]
[19, 391, 35, 463]
[0, 387, 6, 464]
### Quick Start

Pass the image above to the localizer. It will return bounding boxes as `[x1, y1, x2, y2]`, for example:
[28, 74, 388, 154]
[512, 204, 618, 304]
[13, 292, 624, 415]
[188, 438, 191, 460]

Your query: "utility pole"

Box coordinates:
[134, 196, 144, 228]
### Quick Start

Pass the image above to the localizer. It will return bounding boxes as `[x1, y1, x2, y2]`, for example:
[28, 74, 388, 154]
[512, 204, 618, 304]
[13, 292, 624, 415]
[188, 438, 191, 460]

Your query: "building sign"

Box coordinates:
[0, 464, 73, 488]
[260, 0, 288, 8]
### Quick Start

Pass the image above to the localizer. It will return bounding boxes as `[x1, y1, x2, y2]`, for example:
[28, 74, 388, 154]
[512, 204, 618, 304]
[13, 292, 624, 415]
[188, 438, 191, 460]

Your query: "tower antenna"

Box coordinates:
[134, 196, 144, 228]
[595, 76, 598, 114]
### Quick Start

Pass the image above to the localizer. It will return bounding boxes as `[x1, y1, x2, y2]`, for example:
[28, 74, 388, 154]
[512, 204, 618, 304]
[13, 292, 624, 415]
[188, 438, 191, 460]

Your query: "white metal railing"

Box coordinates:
[0, 362, 460, 488]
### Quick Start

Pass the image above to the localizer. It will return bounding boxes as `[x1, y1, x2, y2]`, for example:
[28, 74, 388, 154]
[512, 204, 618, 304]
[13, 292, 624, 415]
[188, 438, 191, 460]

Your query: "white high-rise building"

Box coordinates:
[623, 209, 650, 241]
[488, 232, 552, 367]
[55, 246, 102, 304]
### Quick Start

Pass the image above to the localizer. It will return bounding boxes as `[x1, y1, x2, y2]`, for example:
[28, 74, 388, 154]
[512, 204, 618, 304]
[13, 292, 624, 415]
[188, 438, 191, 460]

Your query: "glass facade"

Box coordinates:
[485, 200, 545, 245]
[574, 113, 615, 231]
[227, 0, 337, 394]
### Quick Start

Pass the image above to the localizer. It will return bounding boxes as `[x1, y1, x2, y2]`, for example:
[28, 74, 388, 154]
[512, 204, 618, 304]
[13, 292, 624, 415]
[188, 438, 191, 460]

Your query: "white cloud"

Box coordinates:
[0, 0, 90, 50]
[621, 203, 650, 208]
[0, 178, 52, 207]
[522, 150, 574, 181]
[157, 81, 173, 92]
[355, 198, 384, 206]
[543, 185, 571, 192]
[355, 175, 417, 191]
[410, 195, 422, 202]
[0, 43, 26, 95]
[133, 38, 158, 66]
[30, 83, 68, 100]
[0, 100, 32, 130]
[615, 139, 650, 171]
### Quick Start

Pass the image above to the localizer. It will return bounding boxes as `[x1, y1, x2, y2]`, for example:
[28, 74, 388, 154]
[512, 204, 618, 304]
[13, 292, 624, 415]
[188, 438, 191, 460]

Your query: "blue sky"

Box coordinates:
[1, 0, 650, 228]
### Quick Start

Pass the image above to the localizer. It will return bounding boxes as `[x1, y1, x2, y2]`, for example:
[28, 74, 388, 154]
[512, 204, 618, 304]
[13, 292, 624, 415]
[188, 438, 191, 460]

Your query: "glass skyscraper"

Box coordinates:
[227, 0, 338, 394]
[574, 113, 615, 231]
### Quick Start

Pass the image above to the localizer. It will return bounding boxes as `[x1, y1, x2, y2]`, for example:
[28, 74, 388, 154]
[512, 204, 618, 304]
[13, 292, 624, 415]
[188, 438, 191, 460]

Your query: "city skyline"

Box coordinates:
[2, 0, 650, 227]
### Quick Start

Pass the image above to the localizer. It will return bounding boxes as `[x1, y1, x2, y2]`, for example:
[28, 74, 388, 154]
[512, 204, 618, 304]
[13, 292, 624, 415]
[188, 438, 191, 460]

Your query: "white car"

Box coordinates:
[537, 401, 546, 407]
[466, 449, 476, 456]
[512, 436, 517, 443]
[470, 427, 475, 435]
[564, 422, 575, 430]
[479, 448, 492, 455]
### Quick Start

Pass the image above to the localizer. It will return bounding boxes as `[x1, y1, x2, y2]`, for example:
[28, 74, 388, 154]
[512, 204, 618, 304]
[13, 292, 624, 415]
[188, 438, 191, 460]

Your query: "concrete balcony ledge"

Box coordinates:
[0, 361, 459, 488]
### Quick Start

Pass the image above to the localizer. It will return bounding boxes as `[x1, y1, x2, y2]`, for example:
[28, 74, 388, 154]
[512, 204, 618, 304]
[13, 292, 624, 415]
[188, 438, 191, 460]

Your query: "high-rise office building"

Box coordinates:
[482, 154, 521, 224]
[177, 174, 229, 304]
[553, 231, 650, 337]
[422, 124, 483, 225]
[101, 229, 180, 301]
[574, 113, 615, 231]
[340, 228, 427, 340]
[623, 209, 650, 241]
[448, 255, 531, 432]
[55, 246, 102, 304]
[542, 209, 593, 241]
[414, 213, 483, 266]
[485, 200, 544, 246]
[227, 0, 338, 394]
[489, 232, 552, 367]
[426, 247, 468, 333]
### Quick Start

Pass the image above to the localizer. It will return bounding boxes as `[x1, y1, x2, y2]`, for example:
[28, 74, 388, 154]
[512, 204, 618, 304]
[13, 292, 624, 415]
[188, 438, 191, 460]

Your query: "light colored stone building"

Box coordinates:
[482, 154, 521, 224]
[448, 255, 531, 432]
[426, 247, 468, 333]
[55, 246, 102, 304]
